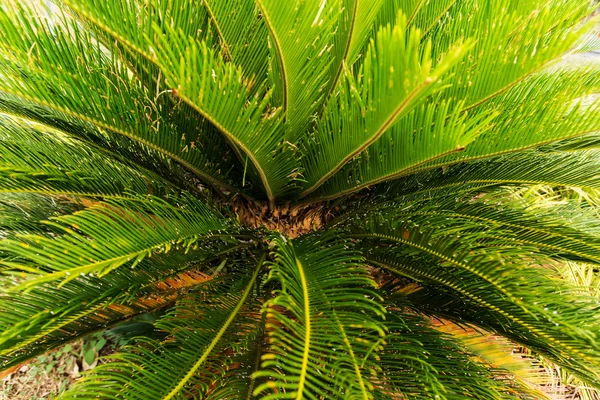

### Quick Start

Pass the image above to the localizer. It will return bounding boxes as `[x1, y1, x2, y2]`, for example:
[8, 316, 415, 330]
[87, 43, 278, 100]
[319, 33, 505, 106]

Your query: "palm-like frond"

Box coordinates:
[374, 0, 459, 38]
[0, 194, 230, 290]
[301, 11, 470, 197]
[304, 99, 490, 201]
[0, 117, 174, 199]
[59, 259, 264, 400]
[0, 265, 214, 371]
[149, 29, 297, 201]
[305, 64, 600, 201]
[343, 192, 600, 384]
[255, 0, 340, 140]
[253, 233, 385, 399]
[0, 3, 240, 192]
[204, 313, 268, 399]
[64, 0, 300, 201]
[426, 0, 593, 108]
[0, 193, 82, 237]
[0, 194, 246, 371]
[202, 0, 270, 82]
[374, 307, 534, 399]
[328, 0, 385, 97]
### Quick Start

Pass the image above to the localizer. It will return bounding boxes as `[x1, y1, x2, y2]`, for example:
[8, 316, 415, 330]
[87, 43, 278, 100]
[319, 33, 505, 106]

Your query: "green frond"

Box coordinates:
[0, 245, 239, 372]
[557, 261, 600, 298]
[300, 10, 470, 197]
[427, 0, 594, 108]
[402, 277, 600, 387]
[0, 0, 598, 398]
[0, 93, 197, 192]
[328, 0, 385, 97]
[62, 0, 302, 200]
[384, 149, 600, 209]
[0, 194, 230, 291]
[307, 64, 600, 201]
[574, 24, 600, 54]
[374, 307, 532, 399]
[0, 193, 83, 237]
[304, 99, 491, 201]
[202, 0, 270, 83]
[148, 28, 298, 201]
[0, 192, 246, 370]
[0, 3, 240, 192]
[373, 0, 459, 38]
[255, 0, 340, 140]
[432, 319, 551, 396]
[0, 117, 174, 199]
[549, 131, 600, 153]
[204, 313, 267, 399]
[62, 0, 212, 92]
[58, 260, 264, 400]
[536, 260, 600, 399]
[346, 203, 600, 385]
[430, 68, 600, 170]
[253, 232, 385, 400]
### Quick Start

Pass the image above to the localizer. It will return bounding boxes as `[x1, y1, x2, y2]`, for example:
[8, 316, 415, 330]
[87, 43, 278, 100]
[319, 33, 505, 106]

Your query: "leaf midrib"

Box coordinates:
[0, 89, 237, 193]
[161, 255, 265, 400]
[300, 80, 433, 198]
[302, 127, 600, 204]
[254, 0, 288, 115]
[202, 0, 233, 62]
[367, 256, 596, 366]
[171, 91, 276, 205]
[325, 0, 358, 102]
[6, 232, 215, 292]
[60, 1, 250, 194]
[294, 256, 311, 400]
[0, 302, 107, 356]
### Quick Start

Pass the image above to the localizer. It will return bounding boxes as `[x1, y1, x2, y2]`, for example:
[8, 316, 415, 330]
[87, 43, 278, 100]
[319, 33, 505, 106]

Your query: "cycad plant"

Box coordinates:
[0, 0, 600, 398]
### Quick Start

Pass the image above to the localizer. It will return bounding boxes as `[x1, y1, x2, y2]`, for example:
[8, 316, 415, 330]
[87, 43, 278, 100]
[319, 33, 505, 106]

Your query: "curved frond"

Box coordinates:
[202, 0, 270, 82]
[0, 194, 230, 291]
[373, 0, 459, 38]
[345, 200, 600, 385]
[203, 313, 267, 399]
[0, 118, 173, 199]
[0, 3, 240, 193]
[0, 94, 196, 192]
[0, 266, 208, 369]
[306, 65, 600, 201]
[304, 99, 490, 201]
[374, 308, 531, 399]
[60, 0, 299, 200]
[149, 29, 298, 201]
[255, 0, 340, 140]
[0, 193, 83, 237]
[62, 0, 212, 94]
[432, 319, 551, 397]
[253, 232, 385, 400]
[0, 238, 249, 373]
[58, 259, 264, 400]
[300, 11, 470, 197]
[327, 0, 385, 97]
[425, 68, 600, 173]
[385, 149, 600, 206]
[427, 0, 594, 109]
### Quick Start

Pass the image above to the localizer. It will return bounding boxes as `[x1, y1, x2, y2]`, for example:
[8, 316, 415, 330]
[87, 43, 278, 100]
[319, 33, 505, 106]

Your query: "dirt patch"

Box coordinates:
[1, 343, 82, 399]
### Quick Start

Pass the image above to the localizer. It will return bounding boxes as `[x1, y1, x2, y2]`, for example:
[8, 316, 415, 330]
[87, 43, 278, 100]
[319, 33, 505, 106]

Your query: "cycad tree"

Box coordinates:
[0, 0, 600, 398]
